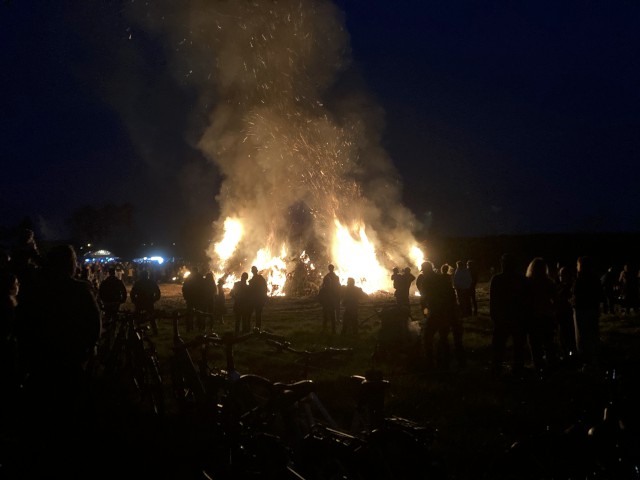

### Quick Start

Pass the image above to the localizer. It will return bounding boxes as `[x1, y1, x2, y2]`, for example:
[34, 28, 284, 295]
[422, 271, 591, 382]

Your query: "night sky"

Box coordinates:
[2, 0, 639, 244]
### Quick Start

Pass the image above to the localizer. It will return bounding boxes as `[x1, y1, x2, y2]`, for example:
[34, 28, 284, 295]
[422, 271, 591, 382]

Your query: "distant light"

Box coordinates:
[149, 256, 165, 265]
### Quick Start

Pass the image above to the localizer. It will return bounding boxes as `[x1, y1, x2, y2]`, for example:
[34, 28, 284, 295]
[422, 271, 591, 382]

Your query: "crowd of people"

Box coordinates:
[487, 254, 640, 377]
[385, 255, 639, 376]
[2, 226, 640, 476]
[2, 229, 639, 409]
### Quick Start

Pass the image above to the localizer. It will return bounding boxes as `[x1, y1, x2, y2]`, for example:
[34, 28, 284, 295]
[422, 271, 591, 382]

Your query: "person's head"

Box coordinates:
[500, 254, 516, 274]
[421, 261, 433, 273]
[347, 277, 355, 287]
[108, 267, 116, 276]
[251, 266, 258, 275]
[392, 267, 399, 274]
[46, 244, 78, 277]
[328, 264, 335, 272]
[0, 251, 10, 268]
[440, 264, 449, 275]
[140, 269, 150, 280]
[19, 228, 35, 246]
[241, 272, 249, 281]
[558, 266, 572, 282]
[467, 260, 474, 268]
[456, 260, 465, 269]
[526, 257, 549, 279]
[403, 267, 411, 274]
[205, 271, 214, 281]
[577, 256, 594, 276]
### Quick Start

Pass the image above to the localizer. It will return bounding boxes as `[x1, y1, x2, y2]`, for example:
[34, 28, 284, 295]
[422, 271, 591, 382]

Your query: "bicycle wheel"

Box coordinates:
[227, 374, 276, 427]
[142, 348, 165, 416]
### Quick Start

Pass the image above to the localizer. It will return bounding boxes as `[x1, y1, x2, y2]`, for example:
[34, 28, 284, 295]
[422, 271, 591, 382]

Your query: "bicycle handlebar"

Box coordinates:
[266, 338, 353, 358]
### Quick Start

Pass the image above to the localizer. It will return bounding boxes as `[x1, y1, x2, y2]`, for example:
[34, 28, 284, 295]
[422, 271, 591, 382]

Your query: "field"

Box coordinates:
[122, 282, 640, 479]
[6, 282, 638, 479]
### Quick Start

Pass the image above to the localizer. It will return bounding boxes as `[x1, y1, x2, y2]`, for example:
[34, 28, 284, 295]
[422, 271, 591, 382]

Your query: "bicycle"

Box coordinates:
[262, 338, 446, 479]
[167, 320, 306, 478]
[97, 310, 165, 416]
[484, 367, 640, 480]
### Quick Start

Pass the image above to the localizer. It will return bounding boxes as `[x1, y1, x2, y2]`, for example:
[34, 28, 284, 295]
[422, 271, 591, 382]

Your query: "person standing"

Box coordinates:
[555, 266, 576, 362]
[467, 260, 479, 316]
[599, 267, 618, 315]
[453, 260, 473, 319]
[320, 264, 341, 334]
[489, 254, 528, 376]
[98, 267, 128, 327]
[416, 262, 435, 320]
[397, 267, 415, 310]
[391, 267, 402, 306]
[572, 256, 603, 371]
[421, 263, 460, 370]
[18, 245, 102, 423]
[182, 267, 201, 332]
[213, 276, 228, 328]
[1, 251, 20, 397]
[618, 263, 639, 316]
[130, 269, 161, 335]
[524, 257, 559, 373]
[341, 277, 367, 335]
[231, 272, 251, 335]
[203, 271, 218, 332]
[248, 266, 269, 330]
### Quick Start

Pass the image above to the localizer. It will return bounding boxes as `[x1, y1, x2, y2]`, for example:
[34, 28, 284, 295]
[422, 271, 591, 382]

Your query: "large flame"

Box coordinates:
[210, 215, 424, 297]
[330, 219, 389, 294]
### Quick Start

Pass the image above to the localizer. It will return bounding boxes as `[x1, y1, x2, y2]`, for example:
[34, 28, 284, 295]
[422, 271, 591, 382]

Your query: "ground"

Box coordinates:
[2, 282, 639, 479]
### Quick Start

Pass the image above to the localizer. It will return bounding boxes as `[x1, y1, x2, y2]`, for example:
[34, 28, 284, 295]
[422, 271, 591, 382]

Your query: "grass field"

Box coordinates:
[104, 281, 640, 479]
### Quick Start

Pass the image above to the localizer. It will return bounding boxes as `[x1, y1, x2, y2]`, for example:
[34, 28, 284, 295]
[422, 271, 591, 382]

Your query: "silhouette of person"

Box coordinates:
[0, 251, 20, 397]
[98, 266, 128, 327]
[618, 263, 639, 315]
[14, 243, 103, 480]
[213, 276, 228, 328]
[600, 267, 618, 315]
[416, 262, 434, 319]
[525, 257, 559, 373]
[396, 267, 415, 309]
[203, 271, 218, 331]
[421, 263, 459, 370]
[467, 259, 479, 316]
[9, 228, 41, 283]
[9, 228, 41, 313]
[555, 266, 576, 362]
[391, 267, 402, 305]
[130, 269, 161, 335]
[341, 277, 367, 335]
[320, 264, 341, 333]
[453, 260, 472, 319]
[572, 256, 603, 370]
[248, 266, 269, 330]
[489, 254, 528, 376]
[231, 272, 251, 334]
[18, 245, 102, 430]
[182, 267, 204, 332]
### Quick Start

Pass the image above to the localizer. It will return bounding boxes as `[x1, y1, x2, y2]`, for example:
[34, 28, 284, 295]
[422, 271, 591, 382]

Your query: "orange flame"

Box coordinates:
[210, 216, 425, 297]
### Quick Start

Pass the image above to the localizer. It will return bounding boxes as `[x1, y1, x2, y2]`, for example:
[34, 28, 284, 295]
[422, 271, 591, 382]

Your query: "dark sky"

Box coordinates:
[2, 0, 639, 243]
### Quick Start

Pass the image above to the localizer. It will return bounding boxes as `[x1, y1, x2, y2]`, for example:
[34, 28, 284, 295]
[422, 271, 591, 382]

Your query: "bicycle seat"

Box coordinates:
[271, 380, 315, 405]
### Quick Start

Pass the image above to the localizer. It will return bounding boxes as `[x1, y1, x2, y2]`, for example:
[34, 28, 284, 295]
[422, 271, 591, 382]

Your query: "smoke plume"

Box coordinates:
[130, 0, 421, 277]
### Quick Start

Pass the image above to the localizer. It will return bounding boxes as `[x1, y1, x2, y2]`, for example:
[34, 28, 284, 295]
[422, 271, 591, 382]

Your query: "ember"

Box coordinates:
[158, 1, 429, 295]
